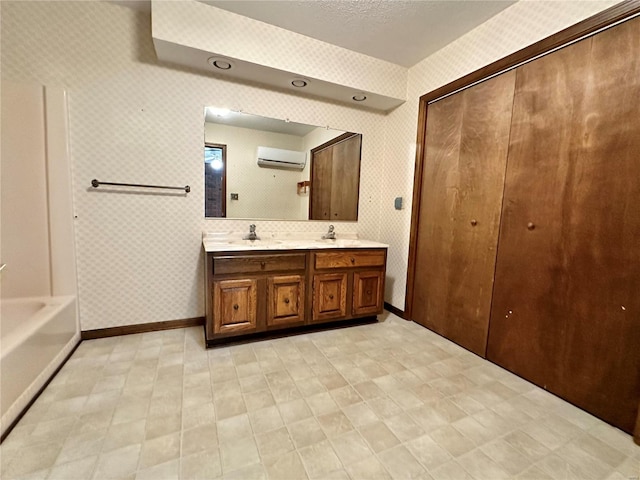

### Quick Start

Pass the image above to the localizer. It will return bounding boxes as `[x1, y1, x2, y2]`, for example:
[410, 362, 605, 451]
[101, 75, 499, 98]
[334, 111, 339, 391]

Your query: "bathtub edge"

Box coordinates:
[0, 332, 81, 443]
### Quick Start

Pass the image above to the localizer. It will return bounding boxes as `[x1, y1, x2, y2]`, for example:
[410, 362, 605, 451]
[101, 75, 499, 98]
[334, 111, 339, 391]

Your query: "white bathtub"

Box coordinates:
[1, 296, 79, 437]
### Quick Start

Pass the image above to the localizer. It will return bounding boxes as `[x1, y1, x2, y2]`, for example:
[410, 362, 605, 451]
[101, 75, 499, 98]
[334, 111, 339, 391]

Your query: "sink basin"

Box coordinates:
[317, 239, 362, 247]
[227, 239, 282, 247]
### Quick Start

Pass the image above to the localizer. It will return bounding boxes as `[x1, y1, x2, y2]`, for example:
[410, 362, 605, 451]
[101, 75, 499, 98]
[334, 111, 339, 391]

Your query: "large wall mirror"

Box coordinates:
[204, 107, 362, 221]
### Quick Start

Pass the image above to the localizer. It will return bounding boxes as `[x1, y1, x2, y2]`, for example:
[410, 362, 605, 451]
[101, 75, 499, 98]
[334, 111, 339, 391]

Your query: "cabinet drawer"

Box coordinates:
[314, 250, 385, 269]
[214, 254, 306, 275]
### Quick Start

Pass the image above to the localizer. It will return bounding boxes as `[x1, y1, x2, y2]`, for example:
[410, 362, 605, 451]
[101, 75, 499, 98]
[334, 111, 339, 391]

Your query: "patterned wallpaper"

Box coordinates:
[0, 0, 621, 329]
[379, 0, 619, 310]
[1, 1, 384, 330]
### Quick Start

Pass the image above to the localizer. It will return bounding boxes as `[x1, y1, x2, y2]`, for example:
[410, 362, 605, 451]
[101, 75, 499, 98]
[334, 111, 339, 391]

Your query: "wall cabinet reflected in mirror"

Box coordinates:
[204, 107, 362, 221]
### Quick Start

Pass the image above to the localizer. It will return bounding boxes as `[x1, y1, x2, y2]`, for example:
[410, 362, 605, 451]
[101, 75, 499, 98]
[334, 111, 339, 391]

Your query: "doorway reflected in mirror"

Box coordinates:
[204, 143, 226, 218]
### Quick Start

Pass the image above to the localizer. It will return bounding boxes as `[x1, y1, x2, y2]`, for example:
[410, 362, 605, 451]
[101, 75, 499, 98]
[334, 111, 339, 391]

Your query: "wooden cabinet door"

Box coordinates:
[487, 17, 640, 434]
[267, 275, 305, 327]
[411, 71, 516, 356]
[312, 273, 347, 322]
[353, 270, 384, 316]
[213, 279, 258, 334]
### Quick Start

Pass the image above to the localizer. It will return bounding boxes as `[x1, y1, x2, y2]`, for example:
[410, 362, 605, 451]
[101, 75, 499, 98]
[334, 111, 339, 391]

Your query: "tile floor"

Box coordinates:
[1, 312, 638, 480]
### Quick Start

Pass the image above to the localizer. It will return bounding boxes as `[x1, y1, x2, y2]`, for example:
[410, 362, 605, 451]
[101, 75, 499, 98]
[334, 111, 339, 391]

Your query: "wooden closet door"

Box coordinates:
[330, 134, 361, 221]
[487, 17, 640, 433]
[310, 147, 333, 220]
[411, 71, 515, 357]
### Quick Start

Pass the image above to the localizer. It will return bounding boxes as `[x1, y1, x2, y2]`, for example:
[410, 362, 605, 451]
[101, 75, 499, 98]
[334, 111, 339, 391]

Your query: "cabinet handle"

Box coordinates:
[329, 294, 334, 300]
[527, 222, 535, 230]
[233, 304, 239, 310]
[470, 219, 478, 226]
[284, 298, 290, 304]
[366, 290, 372, 295]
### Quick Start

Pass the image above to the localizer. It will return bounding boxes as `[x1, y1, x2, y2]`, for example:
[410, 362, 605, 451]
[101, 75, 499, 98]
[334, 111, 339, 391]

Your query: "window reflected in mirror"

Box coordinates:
[203, 107, 362, 221]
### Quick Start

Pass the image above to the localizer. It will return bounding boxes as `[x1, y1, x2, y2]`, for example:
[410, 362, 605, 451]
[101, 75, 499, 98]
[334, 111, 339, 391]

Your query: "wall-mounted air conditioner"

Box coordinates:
[257, 146, 306, 170]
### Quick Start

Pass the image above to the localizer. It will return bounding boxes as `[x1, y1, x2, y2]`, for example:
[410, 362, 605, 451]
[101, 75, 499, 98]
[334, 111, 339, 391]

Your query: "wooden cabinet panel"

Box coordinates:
[312, 273, 347, 322]
[487, 17, 640, 434]
[353, 271, 384, 316]
[411, 71, 516, 357]
[214, 254, 305, 275]
[267, 275, 305, 327]
[314, 250, 385, 269]
[213, 279, 258, 334]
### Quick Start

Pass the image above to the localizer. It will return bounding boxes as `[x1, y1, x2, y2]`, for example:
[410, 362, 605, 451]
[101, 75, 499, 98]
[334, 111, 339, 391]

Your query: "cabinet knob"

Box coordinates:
[329, 294, 334, 300]
[527, 222, 535, 230]
[366, 290, 372, 295]
[284, 298, 290, 304]
[470, 219, 478, 227]
[233, 304, 239, 310]
[350, 258, 355, 263]
[260, 261, 266, 268]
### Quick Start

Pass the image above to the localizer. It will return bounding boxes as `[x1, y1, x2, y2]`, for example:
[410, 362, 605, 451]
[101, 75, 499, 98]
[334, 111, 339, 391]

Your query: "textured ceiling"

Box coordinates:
[200, 0, 516, 67]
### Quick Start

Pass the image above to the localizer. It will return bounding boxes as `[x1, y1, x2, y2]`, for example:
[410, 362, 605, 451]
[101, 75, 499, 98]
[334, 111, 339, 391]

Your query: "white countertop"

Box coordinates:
[202, 231, 388, 253]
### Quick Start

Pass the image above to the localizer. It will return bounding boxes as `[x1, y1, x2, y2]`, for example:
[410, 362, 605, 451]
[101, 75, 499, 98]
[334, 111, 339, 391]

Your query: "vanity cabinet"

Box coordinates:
[311, 250, 386, 323]
[206, 252, 307, 341]
[205, 247, 386, 344]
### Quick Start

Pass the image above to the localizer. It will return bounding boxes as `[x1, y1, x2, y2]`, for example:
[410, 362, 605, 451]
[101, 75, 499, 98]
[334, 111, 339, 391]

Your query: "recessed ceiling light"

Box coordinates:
[352, 94, 367, 102]
[291, 79, 308, 88]
[207, 57, 233, 70]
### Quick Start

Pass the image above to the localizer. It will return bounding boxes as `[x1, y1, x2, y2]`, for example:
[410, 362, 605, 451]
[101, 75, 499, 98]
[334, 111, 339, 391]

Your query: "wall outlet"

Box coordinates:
[394, 197, 403, 210]
[230, 193, 239, 200]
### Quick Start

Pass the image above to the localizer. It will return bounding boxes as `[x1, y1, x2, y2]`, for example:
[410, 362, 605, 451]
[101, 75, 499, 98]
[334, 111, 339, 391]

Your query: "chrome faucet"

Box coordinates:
[243, 224, 260, 241]
[322, 225, 336, 240]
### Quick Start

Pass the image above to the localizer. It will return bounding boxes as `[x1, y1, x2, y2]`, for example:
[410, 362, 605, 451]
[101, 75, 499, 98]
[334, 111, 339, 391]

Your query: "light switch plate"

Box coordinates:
[394, 197, 403, 210]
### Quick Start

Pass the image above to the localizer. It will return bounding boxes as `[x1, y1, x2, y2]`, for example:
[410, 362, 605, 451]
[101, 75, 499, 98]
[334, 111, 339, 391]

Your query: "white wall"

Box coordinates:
[379, 0, 619, 310]
[1, 1, 385, 330]
[204, 122, 307, 220]
[0, 83, 51, 298]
